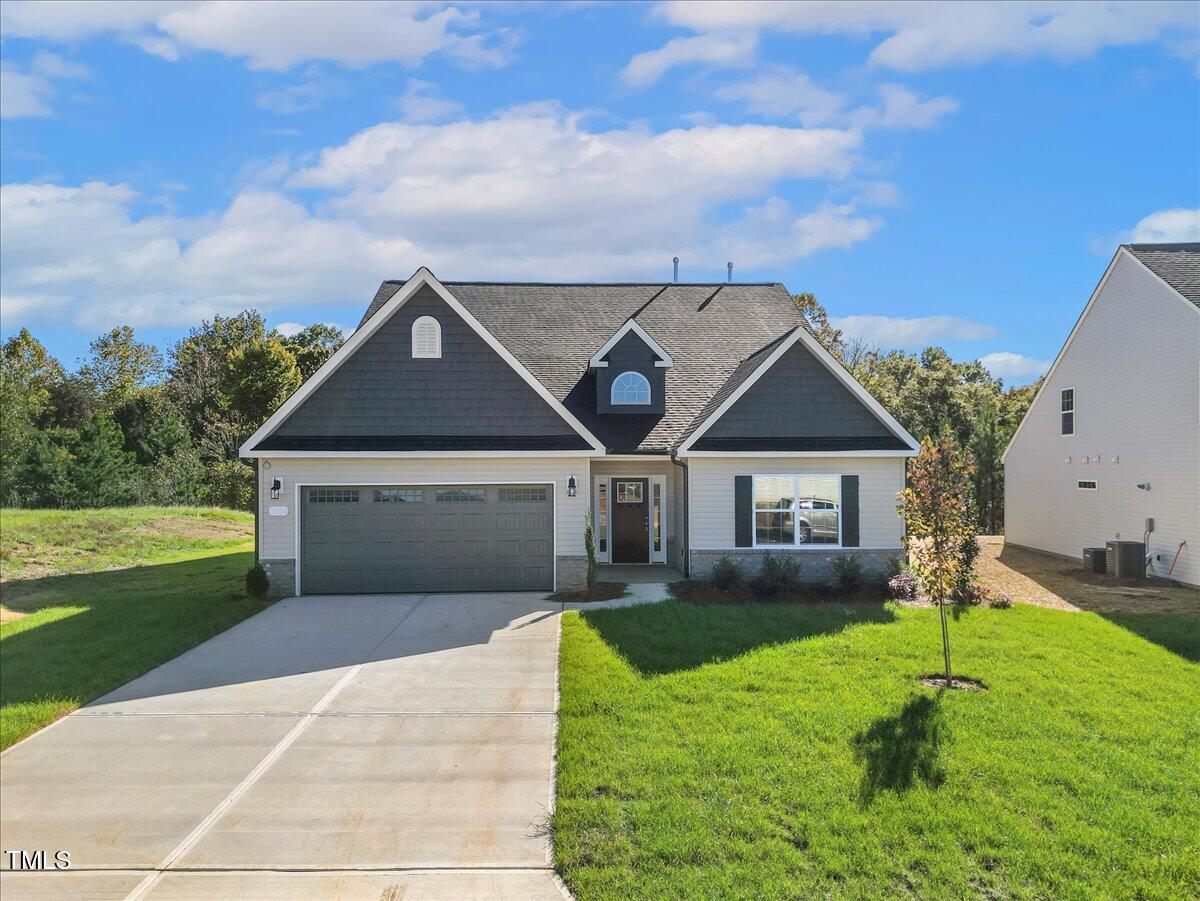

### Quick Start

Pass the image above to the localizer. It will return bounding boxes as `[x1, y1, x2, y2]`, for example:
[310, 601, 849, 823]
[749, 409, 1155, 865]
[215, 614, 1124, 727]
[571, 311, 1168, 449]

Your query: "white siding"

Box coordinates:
[686, 455, 906, 550]
[1003, 252, 1200, 586]
[257, 456, 592, 561]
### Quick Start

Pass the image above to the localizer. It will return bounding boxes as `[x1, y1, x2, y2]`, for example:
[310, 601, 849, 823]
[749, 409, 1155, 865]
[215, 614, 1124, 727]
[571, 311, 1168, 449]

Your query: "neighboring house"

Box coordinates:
[1002, 243, 1200, 587]
[240, 269, 918, 595]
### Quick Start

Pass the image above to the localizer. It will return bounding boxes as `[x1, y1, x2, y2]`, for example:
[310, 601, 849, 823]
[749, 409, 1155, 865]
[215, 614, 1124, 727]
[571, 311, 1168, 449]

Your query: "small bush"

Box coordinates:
[886, 555, 904, 579]
[952, 579, 986, 606]
[245, 563, 270, 599]
[888, 571, 917, 600]
[988, 592, 1014, 609]
[709, 557, 745, 590]
[750, 552, 803, 600]
[832, 554, 865, 593]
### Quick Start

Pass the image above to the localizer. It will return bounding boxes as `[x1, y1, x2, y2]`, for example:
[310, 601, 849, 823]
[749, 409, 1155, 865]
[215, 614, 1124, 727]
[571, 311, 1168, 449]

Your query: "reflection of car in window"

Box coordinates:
[796, 497, 839, 543]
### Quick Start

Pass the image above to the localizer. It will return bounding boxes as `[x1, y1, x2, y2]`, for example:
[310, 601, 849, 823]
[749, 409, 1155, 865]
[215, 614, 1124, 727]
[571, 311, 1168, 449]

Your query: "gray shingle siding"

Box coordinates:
[265, 285, 585, 446]
[596, 331, 666, 416]
[697, 342, 896, 444]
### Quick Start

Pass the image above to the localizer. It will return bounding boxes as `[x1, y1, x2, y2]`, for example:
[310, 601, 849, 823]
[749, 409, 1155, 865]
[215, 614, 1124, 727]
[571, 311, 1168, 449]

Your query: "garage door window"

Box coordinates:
[374, 488, 423, 503]
[499, 486, 547, 503]
[309, 489, 359, 503]
[436, 487, 486, 503]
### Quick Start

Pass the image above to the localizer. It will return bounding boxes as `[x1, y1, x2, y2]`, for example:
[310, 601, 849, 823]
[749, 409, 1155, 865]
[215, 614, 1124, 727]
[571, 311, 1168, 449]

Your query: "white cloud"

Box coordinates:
[1, 107, 883, 327]
[621, 32, 755, 87]
[393, 79, 464, 122]
[256, 74, 348, 115]
[0, 1, 514, 72]
[1130, 208, 1200, 243]
[715, 68, 957, 131]
[831, 314, 998, 348]
[850, 84, 959, 129]
[979, 351, 1051, 380]
[714, 66, 846, 126]
[649, 1, 1198, 72]
[0, 52, 90, 119]
[273, 320, 345, 337]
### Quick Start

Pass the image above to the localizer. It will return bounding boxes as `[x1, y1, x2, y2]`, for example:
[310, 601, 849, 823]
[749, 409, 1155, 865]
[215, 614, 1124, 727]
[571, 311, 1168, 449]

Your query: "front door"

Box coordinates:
[611, 478, 649, 563]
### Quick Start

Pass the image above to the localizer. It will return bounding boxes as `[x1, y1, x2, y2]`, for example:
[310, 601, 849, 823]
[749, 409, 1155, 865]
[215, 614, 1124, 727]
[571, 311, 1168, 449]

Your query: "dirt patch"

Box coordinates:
[975, 536, 1199, 614]
[920, 675, 987, 692]
[0, 605, 26, 623]
[133, 515, 250, 543]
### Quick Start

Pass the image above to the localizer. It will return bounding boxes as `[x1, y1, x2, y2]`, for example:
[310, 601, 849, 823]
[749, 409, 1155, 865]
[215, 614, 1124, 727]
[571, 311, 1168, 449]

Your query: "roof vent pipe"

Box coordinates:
[727, 261, 733, 283]
[673, 256, 679, 283]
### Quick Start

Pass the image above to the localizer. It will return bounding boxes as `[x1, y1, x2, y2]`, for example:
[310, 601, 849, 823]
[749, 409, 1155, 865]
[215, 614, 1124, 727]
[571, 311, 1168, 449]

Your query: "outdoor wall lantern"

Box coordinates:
[270, 478, 282, 500]
[567, 476, 577, 497]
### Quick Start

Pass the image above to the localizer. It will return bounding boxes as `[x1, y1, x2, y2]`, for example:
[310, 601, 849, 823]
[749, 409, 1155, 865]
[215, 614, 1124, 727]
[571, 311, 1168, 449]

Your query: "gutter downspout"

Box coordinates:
[671, 454, 689, 577]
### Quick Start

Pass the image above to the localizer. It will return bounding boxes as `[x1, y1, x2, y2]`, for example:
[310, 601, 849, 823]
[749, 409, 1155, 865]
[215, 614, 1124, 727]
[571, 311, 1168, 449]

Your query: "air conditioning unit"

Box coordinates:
[1082, 547, 1106, 573]
[1106, 541, 1145, 579]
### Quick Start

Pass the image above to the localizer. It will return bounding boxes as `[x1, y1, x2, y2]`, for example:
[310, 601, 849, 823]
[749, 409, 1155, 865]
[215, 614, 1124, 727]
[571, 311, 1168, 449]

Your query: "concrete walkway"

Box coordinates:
[1, 593, 569, 900]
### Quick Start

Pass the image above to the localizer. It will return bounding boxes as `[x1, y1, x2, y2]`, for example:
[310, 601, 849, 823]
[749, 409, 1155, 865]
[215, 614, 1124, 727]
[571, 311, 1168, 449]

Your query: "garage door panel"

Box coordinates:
[301, 484, 553, 595]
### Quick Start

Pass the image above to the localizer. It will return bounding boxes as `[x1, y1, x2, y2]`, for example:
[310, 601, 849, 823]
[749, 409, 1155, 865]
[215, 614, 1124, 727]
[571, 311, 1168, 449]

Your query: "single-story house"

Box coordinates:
[240, 269, 918, 595]
[1002, 243, 1199, 586]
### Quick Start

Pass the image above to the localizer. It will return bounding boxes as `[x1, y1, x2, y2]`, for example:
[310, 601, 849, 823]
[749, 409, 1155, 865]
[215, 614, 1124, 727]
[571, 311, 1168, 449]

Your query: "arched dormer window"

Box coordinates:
[412, 316, 441, 358]
[611, 371, 651, 405]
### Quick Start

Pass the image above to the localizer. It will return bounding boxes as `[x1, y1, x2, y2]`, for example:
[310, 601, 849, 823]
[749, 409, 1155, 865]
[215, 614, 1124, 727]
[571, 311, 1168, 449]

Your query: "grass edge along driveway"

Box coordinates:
[1, 507, 270, 749]
[554, 600, 1199, 900]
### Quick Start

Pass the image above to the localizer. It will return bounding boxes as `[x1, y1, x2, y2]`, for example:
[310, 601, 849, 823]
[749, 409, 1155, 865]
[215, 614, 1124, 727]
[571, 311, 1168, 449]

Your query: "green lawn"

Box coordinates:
[555, 600, 1200, 899]
[1, 507, 270, 749]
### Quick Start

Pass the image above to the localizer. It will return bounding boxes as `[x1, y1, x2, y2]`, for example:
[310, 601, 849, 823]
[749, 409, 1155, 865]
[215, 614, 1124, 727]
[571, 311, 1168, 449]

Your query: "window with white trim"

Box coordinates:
[1061, 388, 1074, 435]
[753, 474, 841, 547]
[611, 371, 651, 405]
[412, 316, 442, 358]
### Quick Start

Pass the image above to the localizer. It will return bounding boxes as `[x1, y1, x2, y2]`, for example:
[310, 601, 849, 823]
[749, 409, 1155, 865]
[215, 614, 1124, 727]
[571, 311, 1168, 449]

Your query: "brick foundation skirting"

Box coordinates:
[259, 558, 296, 598]
[690, 548, 902, 583]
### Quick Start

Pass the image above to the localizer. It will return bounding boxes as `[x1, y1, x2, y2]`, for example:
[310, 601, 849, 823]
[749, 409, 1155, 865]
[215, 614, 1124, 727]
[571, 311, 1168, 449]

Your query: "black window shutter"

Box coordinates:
[841, 475, 860, 547]
[734, 476, 753, 547]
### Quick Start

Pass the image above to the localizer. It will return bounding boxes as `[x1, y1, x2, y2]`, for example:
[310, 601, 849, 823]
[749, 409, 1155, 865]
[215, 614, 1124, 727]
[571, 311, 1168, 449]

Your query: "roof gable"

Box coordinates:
[589, 319, 673, 368]
[241, 269, 604, 455]
[1123, 243, 1200, 308]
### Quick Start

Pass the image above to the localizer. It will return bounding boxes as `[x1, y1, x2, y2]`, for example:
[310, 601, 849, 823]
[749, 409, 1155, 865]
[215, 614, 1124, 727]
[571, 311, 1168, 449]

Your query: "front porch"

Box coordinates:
[589, 459, 685, 573]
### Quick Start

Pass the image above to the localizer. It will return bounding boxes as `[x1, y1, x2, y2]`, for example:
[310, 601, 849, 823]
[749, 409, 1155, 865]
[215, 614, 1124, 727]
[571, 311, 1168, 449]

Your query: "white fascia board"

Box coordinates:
[676, 327, 919, 454]
[588, 319, 673, 368]
[678, 449, 916, 458]
[239, 267, 607, 456]
[1000, 248, 1129, 463]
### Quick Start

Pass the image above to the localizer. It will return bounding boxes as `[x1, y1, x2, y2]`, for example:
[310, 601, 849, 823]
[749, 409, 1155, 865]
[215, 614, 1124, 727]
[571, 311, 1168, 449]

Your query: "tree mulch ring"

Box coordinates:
[920, 674, 988, 692]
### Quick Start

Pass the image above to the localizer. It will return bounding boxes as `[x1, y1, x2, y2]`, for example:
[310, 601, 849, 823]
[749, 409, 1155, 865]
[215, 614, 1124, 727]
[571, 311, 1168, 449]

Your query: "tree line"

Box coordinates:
[794, 294, 1038, 533]
[0, 315, 344, 510]
[1, 296, 1038, 531]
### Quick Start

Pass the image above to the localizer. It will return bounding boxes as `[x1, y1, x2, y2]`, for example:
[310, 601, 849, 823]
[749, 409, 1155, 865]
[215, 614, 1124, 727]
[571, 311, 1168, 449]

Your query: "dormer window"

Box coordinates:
[412, 316, 441, 358]
[611, 371, 651, 405]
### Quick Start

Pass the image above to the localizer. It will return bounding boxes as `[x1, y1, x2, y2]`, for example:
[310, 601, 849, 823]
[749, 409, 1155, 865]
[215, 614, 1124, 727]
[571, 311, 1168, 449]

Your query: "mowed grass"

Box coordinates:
[555, 600, 1200, 899]
[1, 507, 270, 748]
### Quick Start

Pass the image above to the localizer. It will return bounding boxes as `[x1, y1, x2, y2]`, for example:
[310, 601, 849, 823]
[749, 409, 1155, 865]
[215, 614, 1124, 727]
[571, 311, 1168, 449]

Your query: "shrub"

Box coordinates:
[584, 512, 597, 590]
[886, 555, 904, 578]
[832, 554, 865, 593]
[709, 557, 745, 590]
[888, 571, 917, 600]
[245, 563, 270, 599]
[988, 592, 1014, 609]
[750, 552, 803, 600]
[203, 459, 255, 510]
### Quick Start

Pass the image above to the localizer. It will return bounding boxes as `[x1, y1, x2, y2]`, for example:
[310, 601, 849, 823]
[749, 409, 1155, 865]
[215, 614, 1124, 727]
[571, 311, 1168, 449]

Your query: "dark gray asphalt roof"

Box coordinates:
[359, 280, 809, 452]
[1124, 243, 1200, 307]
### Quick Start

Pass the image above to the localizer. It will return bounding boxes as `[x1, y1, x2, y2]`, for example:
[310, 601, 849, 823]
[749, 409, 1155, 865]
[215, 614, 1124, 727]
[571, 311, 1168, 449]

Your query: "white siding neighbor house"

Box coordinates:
[1002, 243, 1200, 587]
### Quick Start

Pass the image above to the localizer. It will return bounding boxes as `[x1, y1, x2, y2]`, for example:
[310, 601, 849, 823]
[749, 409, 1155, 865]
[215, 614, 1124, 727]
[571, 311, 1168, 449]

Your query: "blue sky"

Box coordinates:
[2, 1, 1198, 384]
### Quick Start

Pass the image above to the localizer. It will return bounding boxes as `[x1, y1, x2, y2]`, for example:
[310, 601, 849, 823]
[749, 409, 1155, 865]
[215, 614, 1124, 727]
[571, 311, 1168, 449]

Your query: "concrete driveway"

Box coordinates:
[1, 593, 567, 900]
